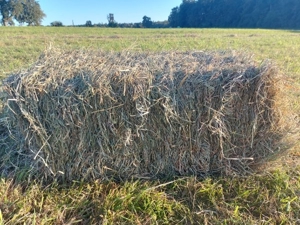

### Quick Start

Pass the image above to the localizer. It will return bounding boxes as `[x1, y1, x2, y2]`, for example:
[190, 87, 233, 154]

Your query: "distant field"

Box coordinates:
[0, 27, 300, 224]
[1, 27, 300, 78]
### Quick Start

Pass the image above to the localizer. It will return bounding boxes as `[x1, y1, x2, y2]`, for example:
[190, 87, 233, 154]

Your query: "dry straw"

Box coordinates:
[2, 48, 287, 181]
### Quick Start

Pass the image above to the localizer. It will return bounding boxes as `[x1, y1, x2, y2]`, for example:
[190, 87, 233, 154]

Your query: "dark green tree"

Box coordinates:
[85, 20, 92, 27]
[107, 14, 118, 27]
[107, 21, 118, 27]
[0, 0, 45, 26]
[133, 22, 142, 28]
[168, 0, 300, 29]
[0, 0, 14, 25]
[50, 20, 63, 27]
[168, 7, 179, 27]
[142, 15, 152, 28]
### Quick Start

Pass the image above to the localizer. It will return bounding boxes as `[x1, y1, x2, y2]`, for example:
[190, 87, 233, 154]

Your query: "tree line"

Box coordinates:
[2, 0, 300, 29]
[51, 16, 169, 28]
[168, 0, 300, 29]
[0, 0, 167, 28]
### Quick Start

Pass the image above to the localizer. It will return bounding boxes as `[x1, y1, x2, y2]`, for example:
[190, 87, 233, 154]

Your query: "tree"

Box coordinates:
[107, 21, 118, 27]
[0, 0, 14, 25]
[133, 22, 142, 28]
[85, 20, 92, 27]
[16, 0, 45, 26]
[50, 21, 63, 27]
[142, 15, 152, 28]
[168, 7, 179, 27]
[0, 0, 45, 26]
[107, 13, 118, 27]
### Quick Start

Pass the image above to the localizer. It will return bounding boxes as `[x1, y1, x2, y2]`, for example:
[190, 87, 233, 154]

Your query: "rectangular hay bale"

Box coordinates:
[3, 49, 284, 181]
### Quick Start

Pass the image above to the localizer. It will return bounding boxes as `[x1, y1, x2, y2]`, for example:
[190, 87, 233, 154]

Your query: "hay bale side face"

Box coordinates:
[3, 49, 283, 181]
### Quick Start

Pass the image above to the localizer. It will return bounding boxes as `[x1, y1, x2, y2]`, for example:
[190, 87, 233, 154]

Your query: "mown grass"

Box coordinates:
[0, 27, 300, 224]
[1, 27, 300, 79]
[1, 169, 300, 224]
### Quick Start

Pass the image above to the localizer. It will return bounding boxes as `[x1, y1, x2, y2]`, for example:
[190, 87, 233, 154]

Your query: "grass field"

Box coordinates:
[0, 27, 300, 224]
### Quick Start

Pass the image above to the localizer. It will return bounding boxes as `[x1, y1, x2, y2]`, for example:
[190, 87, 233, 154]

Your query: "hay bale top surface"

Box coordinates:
[7, 49, 258, 88]
[3, 48, 285, 181]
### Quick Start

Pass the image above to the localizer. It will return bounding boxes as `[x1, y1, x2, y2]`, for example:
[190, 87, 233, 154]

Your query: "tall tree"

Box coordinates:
[107, 13, 118, 27]
[85, 20, 92, 27]
[168, 7, 179, 27]
[0, 0, 45, 26]
[142, 15, 152, 28]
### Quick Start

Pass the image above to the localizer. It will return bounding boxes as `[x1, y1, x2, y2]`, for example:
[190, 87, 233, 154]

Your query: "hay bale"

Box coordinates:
[3, 48, 285, 181]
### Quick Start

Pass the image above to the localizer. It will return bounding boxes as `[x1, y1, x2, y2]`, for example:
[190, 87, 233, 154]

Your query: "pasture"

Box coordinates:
[0, 27, 300, 224]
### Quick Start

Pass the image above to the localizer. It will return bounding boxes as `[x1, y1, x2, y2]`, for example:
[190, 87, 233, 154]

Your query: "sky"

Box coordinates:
[38, 0, 182, 26]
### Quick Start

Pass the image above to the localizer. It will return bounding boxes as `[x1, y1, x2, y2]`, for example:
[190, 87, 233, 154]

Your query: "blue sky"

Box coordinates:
[38, 0, 182, 26]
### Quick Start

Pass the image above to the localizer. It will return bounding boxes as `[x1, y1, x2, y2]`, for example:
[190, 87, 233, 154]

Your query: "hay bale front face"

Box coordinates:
[3, 49, 283, 181]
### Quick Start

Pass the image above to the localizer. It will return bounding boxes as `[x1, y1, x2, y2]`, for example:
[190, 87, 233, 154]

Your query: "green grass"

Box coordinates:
[1, 27, 300, 79]
[0, 27, 300, 224]
[1, 169, 299, 224]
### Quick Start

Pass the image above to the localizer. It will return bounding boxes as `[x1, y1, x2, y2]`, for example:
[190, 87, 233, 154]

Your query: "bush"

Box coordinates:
[50, 21, 63, 27]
